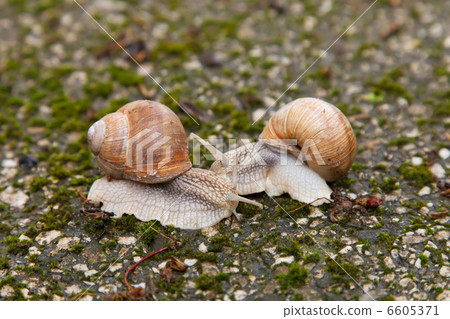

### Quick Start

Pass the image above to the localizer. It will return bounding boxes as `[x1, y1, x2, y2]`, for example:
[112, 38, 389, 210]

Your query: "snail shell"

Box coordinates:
[259, 97, 356, 181]
[87, 100, 192, 184]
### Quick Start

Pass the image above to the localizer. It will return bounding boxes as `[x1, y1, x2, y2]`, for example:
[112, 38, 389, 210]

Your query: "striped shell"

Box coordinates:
[87, 100, 192, 184]
[259, 97, 356, 181]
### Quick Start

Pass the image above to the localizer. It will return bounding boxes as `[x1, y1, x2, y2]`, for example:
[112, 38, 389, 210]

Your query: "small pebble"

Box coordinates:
[184, 259, 198, 266]
[198, 243, 208, 253]
[35, 230, 62, 245]
[418, 186, 431, 196]
[2, 159, 17, 168]
[418, 207, 429, 215]
[439, 148, 450, 160]
[273, 256, 294, 266]
[430, 163, 445, 179]
[0, 187, 29, 209]
[411, 157, 423, 166]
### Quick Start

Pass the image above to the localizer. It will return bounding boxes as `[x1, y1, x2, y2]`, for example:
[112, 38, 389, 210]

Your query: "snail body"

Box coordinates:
[87, 168, 244, 229]
[208, 98, 356, 205]
[86, 100, 261, 230]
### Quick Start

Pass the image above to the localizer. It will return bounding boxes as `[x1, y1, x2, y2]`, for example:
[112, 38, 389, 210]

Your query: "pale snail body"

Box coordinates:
[87, 168, 241, 229]
[210, 141, 333, 205]
[209, 98, 356, 205]
[87, 100, 261, 230]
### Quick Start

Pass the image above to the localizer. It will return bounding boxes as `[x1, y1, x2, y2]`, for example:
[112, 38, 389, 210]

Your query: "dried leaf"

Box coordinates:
[168, 256, 188, 271]
[355, 196, 383, 208]
[138, 84, 157, 99]
[111, 288, 146, 301]
[429, 211, 449, 219]
[161, 267, 175, 283]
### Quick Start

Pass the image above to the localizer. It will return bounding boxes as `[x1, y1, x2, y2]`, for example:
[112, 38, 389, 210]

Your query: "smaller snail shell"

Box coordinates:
[259, 98, 356, 181]
[88, 100, 192, 184]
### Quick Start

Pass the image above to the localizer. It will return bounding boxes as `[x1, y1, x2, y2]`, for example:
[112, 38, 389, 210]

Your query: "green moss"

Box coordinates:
[0, 256, 10, 269]
[208, 234, 233, 252]
[276, 239, 302, 260]
[375, 232, 395, 250]
[260, 59, 276, 69]
[379, 177, 400, 193]
[50, 166, 70, 180]
[70, 244, 85, 254]
[378, 117, 388, 127]
[368, 67, 412, 103]
[418, 253, 428, 267]
[112, 214, 139, 233]
[206, 251, 225, 264]
[194, 272, 229, 292]
[11, 180, 24, 188]
[3, 235, 31, 255]
[101, 240, 117, 252]
[362, 91, 385, 103]
[38, 207, 72, 231]
[5, 96, 24, 107]
[137, 222, 159, 246]
[402, 201, 426, 210]
[373, 163, 387, 172]
[388, 136, 413, 147]
[379, 295, 395, 301]
[83, 81, 114, 98]
[275, 262, 309, 290]
[325, 256, 360, 285]
[303, 252, 321, 264]
[398, 163, 434, 188]
[352, 163, 365, 173]
[211, 103, 235, 115]
[425, 90, 450, 118]
[27, 117, 47, 127]
[337, 177, 356, 189]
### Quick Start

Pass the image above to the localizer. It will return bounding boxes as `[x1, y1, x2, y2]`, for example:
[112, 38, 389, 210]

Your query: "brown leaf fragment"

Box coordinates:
[381, 22, 400, 40]
[146, 274, 157, 296]
[111, 287, 146, 301]
[201, 52, 222, 67]
[161, 266, 175, 283]
[268, 0, 285, 14]
[329, 210, 338, 223]
[168, 256, 188, 271]
[138, 84, 157, 99]
[355, 195, 383, 208]
[429, 211, 449, 219]
[445, 132, 450, 141]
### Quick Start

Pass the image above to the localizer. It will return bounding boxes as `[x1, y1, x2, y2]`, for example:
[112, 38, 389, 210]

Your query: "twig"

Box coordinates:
[124, 246, 169, 291]
[286, 197, 332, 213]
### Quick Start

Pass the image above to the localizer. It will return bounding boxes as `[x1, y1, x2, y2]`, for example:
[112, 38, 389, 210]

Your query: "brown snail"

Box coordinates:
[196, 98, 356, 205]
[86, 100, 261, 230]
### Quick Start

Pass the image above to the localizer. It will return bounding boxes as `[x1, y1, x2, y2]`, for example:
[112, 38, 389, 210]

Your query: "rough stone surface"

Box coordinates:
[0, 187, 29, 209]
[35, 230, 62, 245]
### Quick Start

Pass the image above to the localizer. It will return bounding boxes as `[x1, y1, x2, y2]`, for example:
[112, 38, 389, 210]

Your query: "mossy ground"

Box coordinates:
[0, 0, 449, 301]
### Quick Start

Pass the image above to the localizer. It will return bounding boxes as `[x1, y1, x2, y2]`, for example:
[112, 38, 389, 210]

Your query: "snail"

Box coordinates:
[86, 100, 261, 230]
[194, 98, 356, 205]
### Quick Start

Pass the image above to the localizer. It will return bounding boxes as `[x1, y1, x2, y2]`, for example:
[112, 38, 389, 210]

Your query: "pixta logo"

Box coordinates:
[126, 129, 172, 176]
